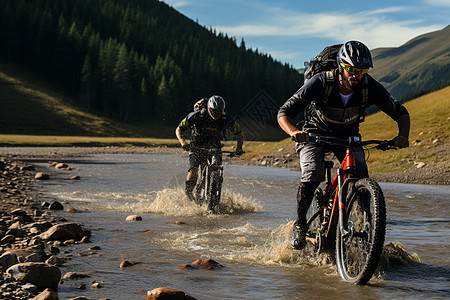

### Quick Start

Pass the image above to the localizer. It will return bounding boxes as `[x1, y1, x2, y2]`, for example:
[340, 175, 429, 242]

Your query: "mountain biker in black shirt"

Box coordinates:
[176, 95, 244, 201]
[277, 41, 410, 250]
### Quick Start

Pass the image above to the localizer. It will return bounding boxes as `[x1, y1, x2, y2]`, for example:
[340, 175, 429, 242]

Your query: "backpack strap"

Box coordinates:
[359, 75, 369, 122]
[322, 70, 335, 104]
[321, 70, 370, 123]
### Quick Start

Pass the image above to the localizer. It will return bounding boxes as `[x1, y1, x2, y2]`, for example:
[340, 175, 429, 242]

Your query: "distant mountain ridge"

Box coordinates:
[370, 25, 450, 102]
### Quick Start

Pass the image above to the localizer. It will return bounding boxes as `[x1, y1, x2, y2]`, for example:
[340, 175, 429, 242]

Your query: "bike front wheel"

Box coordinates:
[336, 178, 386, 284]
[206, 169, 222, 213]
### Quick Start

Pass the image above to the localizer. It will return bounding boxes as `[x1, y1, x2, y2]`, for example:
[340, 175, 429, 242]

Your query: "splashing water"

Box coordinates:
[147, 187, 262, 217]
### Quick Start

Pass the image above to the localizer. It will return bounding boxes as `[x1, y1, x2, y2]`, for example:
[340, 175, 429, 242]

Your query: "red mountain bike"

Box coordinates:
[303, 135, 396, 284]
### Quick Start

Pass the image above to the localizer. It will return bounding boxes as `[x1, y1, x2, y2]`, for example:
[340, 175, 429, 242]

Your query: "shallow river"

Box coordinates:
[27, 153, 449, 299]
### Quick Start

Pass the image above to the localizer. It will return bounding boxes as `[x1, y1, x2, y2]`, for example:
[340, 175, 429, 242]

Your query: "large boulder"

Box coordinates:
[38, 223, 90, 241]
[6, 262, 61, 289]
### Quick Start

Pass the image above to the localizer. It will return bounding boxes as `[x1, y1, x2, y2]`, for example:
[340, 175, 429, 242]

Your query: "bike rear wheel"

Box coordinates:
[336, 178, 386, 284]
[305, 188, 325, 254]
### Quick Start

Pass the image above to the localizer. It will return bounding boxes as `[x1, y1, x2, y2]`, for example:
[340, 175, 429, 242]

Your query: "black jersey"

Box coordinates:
[178, 110, 242, 148]
[277, 69, 408, 136]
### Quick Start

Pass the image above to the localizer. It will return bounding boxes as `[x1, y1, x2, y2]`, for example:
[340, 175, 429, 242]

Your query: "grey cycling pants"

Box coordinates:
[296, 142, 369, 182]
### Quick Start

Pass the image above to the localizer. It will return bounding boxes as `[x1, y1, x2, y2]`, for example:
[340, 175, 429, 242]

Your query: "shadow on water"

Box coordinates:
[371, 242, 450, 298]
[388, 219, 450, 226]
[373, 262, 450, 298]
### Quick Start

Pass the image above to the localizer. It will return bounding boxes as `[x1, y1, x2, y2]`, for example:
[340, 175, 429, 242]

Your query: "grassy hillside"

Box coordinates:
[0, 59, 173, 138]
[360, 86, 449, 173]
[370, 25, 450, 103]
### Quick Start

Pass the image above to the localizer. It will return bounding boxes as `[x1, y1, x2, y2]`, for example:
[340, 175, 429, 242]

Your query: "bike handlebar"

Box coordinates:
[189, 146, 242, 157]
[292, 134, 396, 151]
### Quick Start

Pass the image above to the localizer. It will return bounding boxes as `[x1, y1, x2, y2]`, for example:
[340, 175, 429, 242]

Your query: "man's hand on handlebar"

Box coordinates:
[291, 130, 309, 143]
[181, 143, 190, 151]
[235, 148, 244, 156]
[392, 136, 409, 148]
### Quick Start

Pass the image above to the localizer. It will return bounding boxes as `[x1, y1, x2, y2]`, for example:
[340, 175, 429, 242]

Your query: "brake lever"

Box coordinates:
[376, 140, 397, 151]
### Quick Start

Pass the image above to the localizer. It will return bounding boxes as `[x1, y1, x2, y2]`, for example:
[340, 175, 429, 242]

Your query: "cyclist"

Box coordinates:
[277, 41, 410, 250]
[175, 95, 244, 201]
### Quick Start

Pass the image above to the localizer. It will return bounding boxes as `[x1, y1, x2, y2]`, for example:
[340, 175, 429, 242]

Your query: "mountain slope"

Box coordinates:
[0, 0, 301, 131]
[0, 59, 157, 137]
[370, 25, 450, 102]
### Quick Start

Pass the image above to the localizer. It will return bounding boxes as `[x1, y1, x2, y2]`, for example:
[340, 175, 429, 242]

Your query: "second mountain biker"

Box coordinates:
[175, 95, 244, 202]
[277, 41, 410, 250]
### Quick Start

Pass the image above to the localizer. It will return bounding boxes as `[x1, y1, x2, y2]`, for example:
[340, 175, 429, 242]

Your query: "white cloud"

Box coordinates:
[424, 0, 450, 7]
[163, 0, 192, 8]
[215, 6, 444, 49]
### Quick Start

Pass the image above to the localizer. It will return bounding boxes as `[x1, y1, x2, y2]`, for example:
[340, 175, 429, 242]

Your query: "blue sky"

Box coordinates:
[162, 0, 449, 69]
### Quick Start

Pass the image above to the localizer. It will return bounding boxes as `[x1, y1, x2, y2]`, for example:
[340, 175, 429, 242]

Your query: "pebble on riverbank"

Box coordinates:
[0, 157, 95, 299]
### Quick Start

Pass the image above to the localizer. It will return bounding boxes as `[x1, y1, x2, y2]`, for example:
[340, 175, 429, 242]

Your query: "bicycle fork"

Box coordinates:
[337, 149, 358, 238]
[321, 149, 357, 238]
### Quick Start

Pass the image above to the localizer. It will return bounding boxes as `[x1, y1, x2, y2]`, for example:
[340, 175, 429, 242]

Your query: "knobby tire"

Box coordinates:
[336, 178, 386, 284]
[305, 188, 325, 255]
[206, 169, 222, 213]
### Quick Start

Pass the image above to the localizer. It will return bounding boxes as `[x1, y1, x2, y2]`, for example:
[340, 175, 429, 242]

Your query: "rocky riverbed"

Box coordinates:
[0, 144, 447, 299]
[0, 157, 107, 299]
[0, 153, 203, 299]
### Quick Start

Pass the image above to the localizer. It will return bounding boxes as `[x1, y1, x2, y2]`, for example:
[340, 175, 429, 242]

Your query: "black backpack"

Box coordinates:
[304, 44, 342, 83]
[304, 44, 369, 122]
[193, 97, 208, 111]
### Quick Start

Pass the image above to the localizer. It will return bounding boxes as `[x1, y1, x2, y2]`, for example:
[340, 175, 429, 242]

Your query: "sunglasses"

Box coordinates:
[340, 63, 369, 75]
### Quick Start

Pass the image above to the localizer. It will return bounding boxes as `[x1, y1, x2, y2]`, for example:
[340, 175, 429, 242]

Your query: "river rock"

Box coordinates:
[31, 288, 59, 300]
[0, 251, 18, 268]
[91, 282, 102, 288]
[35, 172, 50, 180]
[38, 222, 90, 241]
[179, 259, 224, 270]
[147, 287, 196, 300]
[66, 206, 79, 213]
[120, 260, 140, 268]
[62, 271, 92, 280]
[6, 262, 61, 289]
[49, 201, 64, 210]
[126, 215, 142, 221]
[45, 255, 65, 266]
[1, 234, 15, 244]
[54, 163, 68, 169]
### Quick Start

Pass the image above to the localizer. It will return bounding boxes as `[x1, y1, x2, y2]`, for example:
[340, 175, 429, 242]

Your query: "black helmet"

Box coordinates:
[207, 95, 225, 119]
[337, 41, 373, 68]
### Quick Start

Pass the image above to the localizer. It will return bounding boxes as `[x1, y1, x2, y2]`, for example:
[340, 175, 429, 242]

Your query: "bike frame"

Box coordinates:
[192, 147, 234, 210]
[321, 147, 357, 238]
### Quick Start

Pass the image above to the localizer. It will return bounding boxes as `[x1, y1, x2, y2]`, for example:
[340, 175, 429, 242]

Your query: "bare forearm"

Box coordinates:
[278, 116, 309, 142]
[277, 116, 298, 136]
[175, 127, 185, 145]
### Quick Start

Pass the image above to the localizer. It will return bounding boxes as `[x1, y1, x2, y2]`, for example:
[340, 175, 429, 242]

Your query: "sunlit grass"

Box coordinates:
[0, 134, 179, 147]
